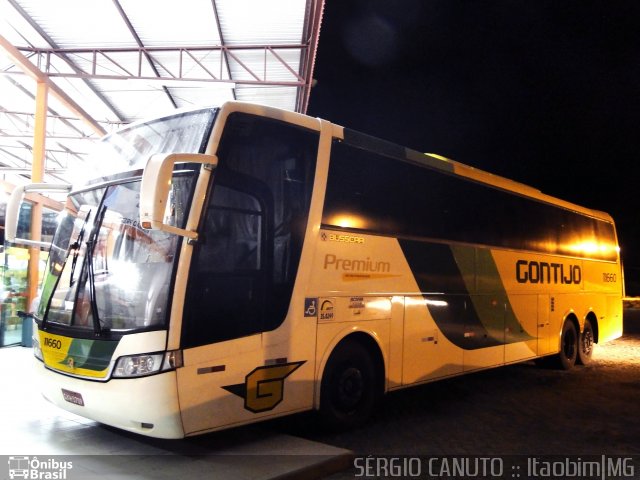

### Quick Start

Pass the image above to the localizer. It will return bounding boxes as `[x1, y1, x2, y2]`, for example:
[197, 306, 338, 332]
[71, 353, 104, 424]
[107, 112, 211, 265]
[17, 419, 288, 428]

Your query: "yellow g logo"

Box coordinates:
[223, 361, 305, 413]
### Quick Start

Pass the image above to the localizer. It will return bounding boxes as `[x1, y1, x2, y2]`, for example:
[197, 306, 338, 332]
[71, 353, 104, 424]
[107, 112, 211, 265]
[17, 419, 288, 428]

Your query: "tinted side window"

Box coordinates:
[182, 114, 318, 348]
[323, 140, 616, 261]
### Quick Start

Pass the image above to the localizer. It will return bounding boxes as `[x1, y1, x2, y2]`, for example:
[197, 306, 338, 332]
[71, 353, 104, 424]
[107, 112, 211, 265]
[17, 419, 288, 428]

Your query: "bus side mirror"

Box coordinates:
[5, 183, 71, 248]
[139, 153, 218, 239]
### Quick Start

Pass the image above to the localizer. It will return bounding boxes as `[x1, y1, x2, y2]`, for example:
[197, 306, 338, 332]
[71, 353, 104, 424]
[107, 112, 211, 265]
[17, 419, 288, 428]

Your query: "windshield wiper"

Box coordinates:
[84, 204, 108, 336]
[69, 210, 92, 287]
[40, 210, 93, 330]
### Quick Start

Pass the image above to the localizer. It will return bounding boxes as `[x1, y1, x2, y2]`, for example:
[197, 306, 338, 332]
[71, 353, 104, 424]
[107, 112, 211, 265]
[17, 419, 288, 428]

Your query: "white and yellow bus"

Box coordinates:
[8, 102, 623, 438]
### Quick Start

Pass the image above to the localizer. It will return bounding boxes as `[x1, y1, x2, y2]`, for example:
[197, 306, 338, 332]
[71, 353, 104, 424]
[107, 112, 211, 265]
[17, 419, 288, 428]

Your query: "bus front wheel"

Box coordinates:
[555, 320, 578, 370]
[319, 340, 379, 430]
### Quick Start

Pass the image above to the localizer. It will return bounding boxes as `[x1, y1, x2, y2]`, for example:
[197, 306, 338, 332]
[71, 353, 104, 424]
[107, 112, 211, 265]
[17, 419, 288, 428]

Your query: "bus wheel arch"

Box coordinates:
[318, 332, 385, 430]
[577, 312, 598, 365]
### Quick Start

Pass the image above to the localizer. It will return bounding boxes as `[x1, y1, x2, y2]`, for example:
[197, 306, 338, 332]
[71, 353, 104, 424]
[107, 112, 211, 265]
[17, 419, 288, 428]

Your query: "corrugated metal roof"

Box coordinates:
[0, 0, 323, 186]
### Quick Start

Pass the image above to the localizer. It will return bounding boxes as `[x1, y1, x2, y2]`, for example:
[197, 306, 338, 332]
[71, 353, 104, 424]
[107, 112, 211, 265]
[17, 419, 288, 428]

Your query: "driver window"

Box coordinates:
[181, 113, 318, 348]
[201, 186, 262, 273]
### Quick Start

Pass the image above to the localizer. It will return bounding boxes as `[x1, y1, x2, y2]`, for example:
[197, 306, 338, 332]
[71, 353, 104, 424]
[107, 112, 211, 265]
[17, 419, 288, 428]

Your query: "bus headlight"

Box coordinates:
[113, 350, 182, 378]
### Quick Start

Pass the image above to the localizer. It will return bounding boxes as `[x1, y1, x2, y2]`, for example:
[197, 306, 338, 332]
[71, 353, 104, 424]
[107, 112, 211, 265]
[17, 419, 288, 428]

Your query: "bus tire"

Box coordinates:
[319, 340, 379, 430]
[577, 318, 594, 365]
[554, 320, 578, 370]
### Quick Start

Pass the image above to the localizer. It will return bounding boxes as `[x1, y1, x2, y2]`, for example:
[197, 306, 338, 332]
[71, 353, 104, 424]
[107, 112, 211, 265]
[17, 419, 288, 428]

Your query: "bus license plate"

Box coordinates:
[61, 389, 85, 407]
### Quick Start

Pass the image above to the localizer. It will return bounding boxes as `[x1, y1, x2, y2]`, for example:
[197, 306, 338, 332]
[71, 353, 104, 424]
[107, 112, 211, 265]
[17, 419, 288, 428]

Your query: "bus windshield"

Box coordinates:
[86, 108, 217, 183]
[36, 107, 216, 334]
[39, 174, 195, 333]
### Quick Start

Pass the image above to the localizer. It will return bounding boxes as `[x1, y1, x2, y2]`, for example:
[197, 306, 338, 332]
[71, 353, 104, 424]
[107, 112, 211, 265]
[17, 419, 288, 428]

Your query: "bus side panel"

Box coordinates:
[581, 259, 623, 294]
[604, 295, 624, 341]
[402, 295, 463, 384]
[580, 259, 624, 341]
[177, 310, 317, 436]
[308, 232, 426, 389]
[178, 335, 263, 435]
[388, 296, 405, 389]
[491, 251, 585, 296]
[315, 298, 392, 390]
[492, 249, 623, 354]
[537, 295, 552, 355]
[493, 250, 581, 356]
[504, 294, 538, 363]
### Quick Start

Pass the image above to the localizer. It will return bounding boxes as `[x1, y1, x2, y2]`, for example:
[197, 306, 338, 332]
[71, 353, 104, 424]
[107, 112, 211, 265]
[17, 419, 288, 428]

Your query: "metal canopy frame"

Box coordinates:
[11, 44, 309, 86]
[0, 0, 324, 186]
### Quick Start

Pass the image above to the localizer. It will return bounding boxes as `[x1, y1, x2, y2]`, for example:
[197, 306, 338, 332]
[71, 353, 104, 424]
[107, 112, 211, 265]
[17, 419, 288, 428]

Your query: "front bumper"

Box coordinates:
[34, 358, 185, 439]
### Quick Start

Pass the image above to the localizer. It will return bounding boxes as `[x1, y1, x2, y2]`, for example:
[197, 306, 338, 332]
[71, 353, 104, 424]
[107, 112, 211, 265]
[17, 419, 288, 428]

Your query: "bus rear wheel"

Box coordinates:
[554, 320, 578, 370]
[319, 340, 379, 430]
[577, 318, 594, 365]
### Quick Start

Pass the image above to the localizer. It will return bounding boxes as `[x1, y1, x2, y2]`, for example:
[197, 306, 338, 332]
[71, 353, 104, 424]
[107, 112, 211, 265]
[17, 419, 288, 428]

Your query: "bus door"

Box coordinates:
[176, 112, 319, 434]
[177, 171, 280, 433]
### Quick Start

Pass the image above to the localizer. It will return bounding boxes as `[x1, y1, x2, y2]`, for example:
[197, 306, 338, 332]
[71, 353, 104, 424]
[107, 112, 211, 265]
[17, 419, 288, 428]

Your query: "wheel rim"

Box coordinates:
[336, 366, 364, 411]
[581, 328, 594, 357]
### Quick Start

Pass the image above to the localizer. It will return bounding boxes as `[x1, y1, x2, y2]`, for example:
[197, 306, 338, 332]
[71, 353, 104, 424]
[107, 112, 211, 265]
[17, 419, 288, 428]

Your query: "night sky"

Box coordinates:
[308, 0, 640, 293]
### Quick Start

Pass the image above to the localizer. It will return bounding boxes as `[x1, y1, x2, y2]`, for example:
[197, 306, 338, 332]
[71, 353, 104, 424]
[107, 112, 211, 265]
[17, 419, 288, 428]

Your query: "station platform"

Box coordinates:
[0, 345, 352, 480]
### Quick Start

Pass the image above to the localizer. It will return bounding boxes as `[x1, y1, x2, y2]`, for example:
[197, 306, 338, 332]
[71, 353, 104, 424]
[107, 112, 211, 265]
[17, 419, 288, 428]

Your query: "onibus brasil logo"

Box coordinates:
[7, 456, 73, 479]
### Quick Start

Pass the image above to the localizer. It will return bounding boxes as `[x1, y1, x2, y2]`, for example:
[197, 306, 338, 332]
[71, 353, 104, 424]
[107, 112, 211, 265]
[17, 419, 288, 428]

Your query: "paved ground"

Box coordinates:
[0, 346, 351, 480]
[269, 311, 640, 477]
[3, 312, 638, 479]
